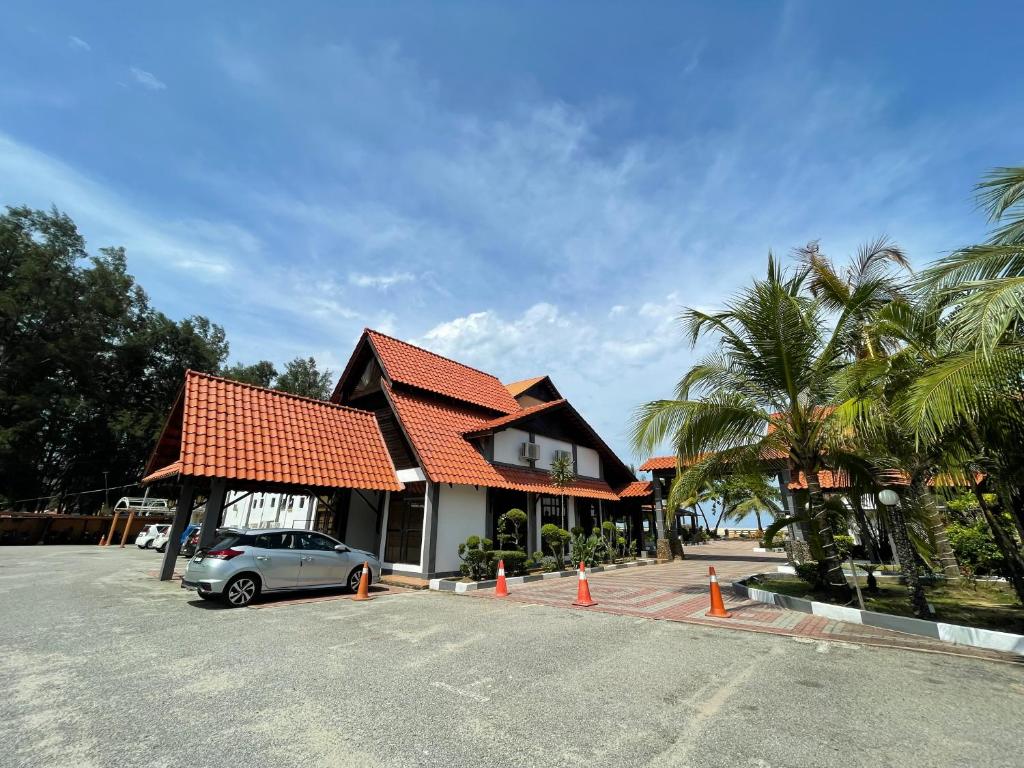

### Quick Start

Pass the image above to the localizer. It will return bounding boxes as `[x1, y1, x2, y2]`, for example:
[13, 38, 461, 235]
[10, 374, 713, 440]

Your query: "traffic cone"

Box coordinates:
[572, 562, 597, 607]
[706, 566, 732, 618]
[352, 561, 374, 602]
[495, 559, 509, 597]
[98, 535, 105, 546]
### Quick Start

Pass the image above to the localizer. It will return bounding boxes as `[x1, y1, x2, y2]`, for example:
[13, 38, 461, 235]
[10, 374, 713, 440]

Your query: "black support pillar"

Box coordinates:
[159, 479, 195, 581]
[199, 478, 227, 548]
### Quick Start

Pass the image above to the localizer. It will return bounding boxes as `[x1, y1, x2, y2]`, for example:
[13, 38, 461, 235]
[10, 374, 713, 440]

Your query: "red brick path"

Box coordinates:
[474, 540, 1018, 662]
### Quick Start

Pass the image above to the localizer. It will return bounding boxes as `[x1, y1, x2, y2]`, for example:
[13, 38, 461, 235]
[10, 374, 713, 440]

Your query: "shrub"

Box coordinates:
[497, 509, 528, 551]
[539, 555, 560, 572]
[794, 561, 821, 589]
[541, 523, 571, 568]
[832, 534, 854, 561]
[491, 550, 528, 577]
[458, 535, 494, 581]
[946, 520, 1006, 576]
[569, 533, 602, 568]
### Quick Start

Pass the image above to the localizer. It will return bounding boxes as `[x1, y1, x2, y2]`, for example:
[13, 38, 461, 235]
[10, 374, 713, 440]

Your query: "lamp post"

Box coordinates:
[876, 486, 930, 617]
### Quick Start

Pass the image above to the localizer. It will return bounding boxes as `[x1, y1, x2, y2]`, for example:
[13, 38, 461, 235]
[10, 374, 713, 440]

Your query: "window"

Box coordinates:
[297, 532, 338, 551]
[253, 532, 289, 549]
[299, 498, 305, 508]
[271, 498, 276, 508]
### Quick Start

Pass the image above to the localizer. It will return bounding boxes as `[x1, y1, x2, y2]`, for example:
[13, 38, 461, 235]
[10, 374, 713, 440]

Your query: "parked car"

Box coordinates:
[135, 524, 170, 549]
[154, 523, 200, 554]
[181, 526, 202, 558]
[181, 528, 381, 607]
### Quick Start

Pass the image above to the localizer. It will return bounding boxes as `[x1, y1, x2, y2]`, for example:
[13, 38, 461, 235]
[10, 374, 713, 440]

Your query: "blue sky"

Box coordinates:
[2, 2, 1022, 486]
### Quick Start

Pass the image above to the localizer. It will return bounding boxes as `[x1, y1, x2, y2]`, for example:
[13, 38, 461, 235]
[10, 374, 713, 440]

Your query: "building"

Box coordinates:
[143, 329, 659, 581]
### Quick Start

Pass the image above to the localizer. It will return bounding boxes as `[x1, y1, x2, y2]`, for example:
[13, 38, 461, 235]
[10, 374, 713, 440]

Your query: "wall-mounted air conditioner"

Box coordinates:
[519, 442, 540, 461]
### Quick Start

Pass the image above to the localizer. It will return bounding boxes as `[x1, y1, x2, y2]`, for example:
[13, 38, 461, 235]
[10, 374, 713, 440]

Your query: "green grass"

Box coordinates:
[749, 576, 1024, 634]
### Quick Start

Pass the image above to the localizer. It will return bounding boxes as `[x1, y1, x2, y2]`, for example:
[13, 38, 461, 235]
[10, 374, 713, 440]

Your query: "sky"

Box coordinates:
[2, 2, 1023, 496]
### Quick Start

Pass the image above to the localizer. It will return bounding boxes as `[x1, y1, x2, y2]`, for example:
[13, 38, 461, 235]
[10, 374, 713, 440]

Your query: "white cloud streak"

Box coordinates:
[129, 66, 166, 90]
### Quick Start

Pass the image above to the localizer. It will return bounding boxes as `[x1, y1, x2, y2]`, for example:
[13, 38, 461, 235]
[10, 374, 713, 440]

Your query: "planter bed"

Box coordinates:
[734, 573, 1024, 657]
[430, 558, 655, 594]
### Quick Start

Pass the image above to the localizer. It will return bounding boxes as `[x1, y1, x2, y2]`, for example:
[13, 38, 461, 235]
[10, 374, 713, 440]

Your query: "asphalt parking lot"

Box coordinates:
[1, 546, 1022, 768]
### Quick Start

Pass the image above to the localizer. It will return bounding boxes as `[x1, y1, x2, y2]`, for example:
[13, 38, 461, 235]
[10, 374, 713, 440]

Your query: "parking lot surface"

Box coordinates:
[1, 546, 1022, 768]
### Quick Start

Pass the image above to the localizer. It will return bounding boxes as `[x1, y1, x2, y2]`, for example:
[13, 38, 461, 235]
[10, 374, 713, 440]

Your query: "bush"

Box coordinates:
[458, 535, 494, 581]
[539, 555, 560, 572]
[541, 523, 571, 567]
[569, 533, 602, 568]
[794, 561, 822, 589]
[946, 520, 1006, 576]
[491, 550, 528, 577]
[832, 534, 854, 561]
[497, 509, 528, 551]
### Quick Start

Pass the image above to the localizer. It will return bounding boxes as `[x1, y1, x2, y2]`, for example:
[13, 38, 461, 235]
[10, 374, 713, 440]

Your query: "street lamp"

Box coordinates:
[877, 489, 900, 507]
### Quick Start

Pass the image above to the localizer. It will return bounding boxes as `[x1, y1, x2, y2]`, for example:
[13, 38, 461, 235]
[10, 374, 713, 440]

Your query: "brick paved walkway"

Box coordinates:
[474, 540, 1019, 662]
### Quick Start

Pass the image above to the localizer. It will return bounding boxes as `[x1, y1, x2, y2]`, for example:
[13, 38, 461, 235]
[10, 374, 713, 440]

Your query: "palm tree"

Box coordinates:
[669, 473, 780, 535]
[631, 256, 867, 600]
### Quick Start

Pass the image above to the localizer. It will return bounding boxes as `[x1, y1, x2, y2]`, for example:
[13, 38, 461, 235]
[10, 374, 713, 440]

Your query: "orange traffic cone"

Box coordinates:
[495, 559, 509, 597]
[352, 561, 374, 601]
[98, 535, 106, 546]
[572, 562, 597, 607]
[706, 566, 732, 618]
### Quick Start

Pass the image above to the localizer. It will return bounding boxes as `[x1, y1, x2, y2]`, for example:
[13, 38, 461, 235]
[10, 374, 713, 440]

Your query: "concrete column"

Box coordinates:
[199, 478, 227, 548]
[104, 510, 120, 546]
[422, 482, 440, 574]
[159, 480, 195, 581]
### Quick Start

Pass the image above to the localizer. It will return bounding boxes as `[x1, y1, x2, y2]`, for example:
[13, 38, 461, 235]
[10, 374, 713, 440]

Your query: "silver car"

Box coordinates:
[181, 528, 381, 607]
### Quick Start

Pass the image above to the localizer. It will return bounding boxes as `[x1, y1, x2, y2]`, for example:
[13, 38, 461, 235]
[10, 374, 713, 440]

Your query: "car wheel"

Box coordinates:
[156, 545, 166, 553]
[224, 574, 260, 607]
[348, 566, 368, 593]
[144, 539, 153, 549]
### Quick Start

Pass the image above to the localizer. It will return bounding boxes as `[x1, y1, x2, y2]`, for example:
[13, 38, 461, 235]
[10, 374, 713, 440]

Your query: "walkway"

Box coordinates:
[475, 540, 1018, 662]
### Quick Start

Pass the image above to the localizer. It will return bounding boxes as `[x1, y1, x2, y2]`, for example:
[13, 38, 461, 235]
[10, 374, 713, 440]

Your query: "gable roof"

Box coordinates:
[461, 399, 567, 436]
[639, 455, 678, 472]
[504, 376, 547, 397]
[383, 383, 620, 500]
[360, 329, 520, 414]
[617, 480, 653, 498]
[142, 371, 401, 492]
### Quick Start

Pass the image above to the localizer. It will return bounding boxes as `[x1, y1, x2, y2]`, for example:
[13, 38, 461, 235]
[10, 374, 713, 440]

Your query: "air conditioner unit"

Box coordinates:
[519, 442, 540, 461]
[552, 449, 573, 463]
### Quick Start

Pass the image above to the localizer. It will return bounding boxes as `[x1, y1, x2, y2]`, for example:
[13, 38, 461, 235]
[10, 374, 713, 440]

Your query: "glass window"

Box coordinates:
[297, 532, 337, 551]
[207, 532, 254, 550]
[253, 532, 287, 549]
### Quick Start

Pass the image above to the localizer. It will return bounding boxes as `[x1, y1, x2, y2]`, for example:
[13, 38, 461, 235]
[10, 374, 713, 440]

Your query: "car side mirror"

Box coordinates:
[334, 544, 349, 552]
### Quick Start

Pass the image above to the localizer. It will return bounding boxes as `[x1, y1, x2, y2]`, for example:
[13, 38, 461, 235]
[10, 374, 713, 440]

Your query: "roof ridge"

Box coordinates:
[185, 369, 376, 417]
[364, 327, 506, 385]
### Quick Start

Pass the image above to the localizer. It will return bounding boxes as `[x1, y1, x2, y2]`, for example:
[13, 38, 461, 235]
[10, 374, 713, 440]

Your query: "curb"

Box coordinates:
[733, 574, 1024, 657]
[430, 559, 656, 594]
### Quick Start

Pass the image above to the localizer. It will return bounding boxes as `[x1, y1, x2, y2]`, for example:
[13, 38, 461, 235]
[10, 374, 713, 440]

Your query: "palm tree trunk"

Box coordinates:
[909, 476, 959, 579]
[849, 492, 880, 563]
[805, 469, 852, 600]
[884, 501, 930, 618]
[754, 509, 764, 535]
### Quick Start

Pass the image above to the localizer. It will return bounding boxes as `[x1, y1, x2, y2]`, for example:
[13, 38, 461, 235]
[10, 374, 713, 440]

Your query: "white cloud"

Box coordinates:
[129, 66, 166, 90]
[348, 271, 415, 289]
[68, 36, 91, 52]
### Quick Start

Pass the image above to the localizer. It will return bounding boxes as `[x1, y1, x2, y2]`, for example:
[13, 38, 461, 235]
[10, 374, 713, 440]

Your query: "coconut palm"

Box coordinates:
[631, 255, 871, 600]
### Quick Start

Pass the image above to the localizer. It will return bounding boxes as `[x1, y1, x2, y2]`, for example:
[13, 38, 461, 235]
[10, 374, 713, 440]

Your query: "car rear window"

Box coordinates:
[206, 533, 254, 550]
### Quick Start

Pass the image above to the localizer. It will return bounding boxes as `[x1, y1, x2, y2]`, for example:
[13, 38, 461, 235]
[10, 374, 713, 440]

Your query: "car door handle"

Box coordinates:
[255, 555, 269, 561]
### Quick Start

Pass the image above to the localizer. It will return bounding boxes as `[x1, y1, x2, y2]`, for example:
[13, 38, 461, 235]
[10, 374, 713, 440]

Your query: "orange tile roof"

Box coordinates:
[462, 399, 567, 436]
[384, 384, 620, 500]
[504, 376, 547, 397]
[143, 371, 401, 491]
[639, 455, 677, 471]
[366, 329, 520, 414]
[617, 480, 653, 498]
[787, 470, 851, 491]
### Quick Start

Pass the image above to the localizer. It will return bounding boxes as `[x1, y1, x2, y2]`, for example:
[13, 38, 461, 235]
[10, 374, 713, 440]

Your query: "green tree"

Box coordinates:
[275, 356, 332, 399]
[0, 206, 229, 512]
[631, 256, 861, 600]
[220, 360, 278, 388]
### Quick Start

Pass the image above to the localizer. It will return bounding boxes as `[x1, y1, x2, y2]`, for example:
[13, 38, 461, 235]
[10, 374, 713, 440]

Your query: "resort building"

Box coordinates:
[143, 329, 658, 580]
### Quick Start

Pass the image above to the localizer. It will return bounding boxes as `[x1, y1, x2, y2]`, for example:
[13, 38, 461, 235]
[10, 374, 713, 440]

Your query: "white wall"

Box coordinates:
[494, 427, 531, 464]
[221, 491, 314, 530]
[345, 489, 380, 552]
[435, 484, 487, 574]
[576, 446, 600, 478]
[533, 434, 573, 470]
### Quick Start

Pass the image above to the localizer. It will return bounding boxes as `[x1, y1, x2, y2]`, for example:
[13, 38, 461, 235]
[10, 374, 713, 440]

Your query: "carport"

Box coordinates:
[141, 370, 403, 580]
